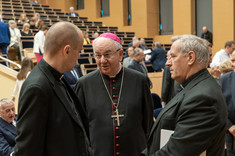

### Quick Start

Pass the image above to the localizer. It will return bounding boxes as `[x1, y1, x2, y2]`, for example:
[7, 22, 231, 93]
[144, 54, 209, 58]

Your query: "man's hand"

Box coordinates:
[229, 125, 235, 136]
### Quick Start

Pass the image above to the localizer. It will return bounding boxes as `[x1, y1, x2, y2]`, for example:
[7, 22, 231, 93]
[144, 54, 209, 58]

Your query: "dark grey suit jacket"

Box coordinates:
[0, 117, 17, 156]
[220, 71, 235, 151]
[144, 69, 227, 156]
[15, 59, 91, 156]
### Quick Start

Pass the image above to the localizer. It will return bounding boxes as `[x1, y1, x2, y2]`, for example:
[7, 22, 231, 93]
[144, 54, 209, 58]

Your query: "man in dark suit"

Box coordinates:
[128, 47, 147, 74]
[220, 51, 235, 156]
[64, 63, 83, 89]
[15, 22, 91, 156]
[201, 26, 213, 45]
[67, 6, 79, 17]
[143, 35, 227, 155]
[0, 99, 16, 156]
[150, 42, 166, 72]
[0, 21, 10, 56]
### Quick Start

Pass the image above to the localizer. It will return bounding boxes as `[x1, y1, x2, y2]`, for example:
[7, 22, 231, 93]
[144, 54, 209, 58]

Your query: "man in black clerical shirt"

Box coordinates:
[142, 35, 227, 156]
[75, 32, 153, 156]
[15, 22, 91, 156]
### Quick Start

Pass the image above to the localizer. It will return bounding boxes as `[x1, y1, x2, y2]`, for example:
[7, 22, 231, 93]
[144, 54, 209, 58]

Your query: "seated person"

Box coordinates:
[0, 98, 17, 156]
[30, 0, 40, 5]
[83, 32, 91, 45]
[8, 20, 21, 59]
[67, 6, 79, 17]
[29, 17, 37, 29]
[219, 60, 233, 75]
[20, 23, 32, 36]
[91, 32, 99, 44]
[17, 13, 29, 24]
[36, 20, 44, 30]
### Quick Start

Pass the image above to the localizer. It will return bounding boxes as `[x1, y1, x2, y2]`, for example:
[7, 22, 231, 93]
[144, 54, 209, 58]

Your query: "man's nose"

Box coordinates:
[165, 59, 172, 66]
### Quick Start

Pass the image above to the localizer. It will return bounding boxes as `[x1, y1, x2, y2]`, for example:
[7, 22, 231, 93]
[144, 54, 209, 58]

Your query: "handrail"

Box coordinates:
[0, 56, 21, 69]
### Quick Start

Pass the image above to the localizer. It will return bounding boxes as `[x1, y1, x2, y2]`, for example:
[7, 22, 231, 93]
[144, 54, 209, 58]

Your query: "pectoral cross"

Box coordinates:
[111, 108, 124, 126]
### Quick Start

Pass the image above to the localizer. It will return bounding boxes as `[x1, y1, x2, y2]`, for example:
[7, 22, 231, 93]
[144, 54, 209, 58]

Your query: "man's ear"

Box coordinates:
[119, 49, 124, 62]
[187, 51, 196, 65]
[63, 45, 71, 56]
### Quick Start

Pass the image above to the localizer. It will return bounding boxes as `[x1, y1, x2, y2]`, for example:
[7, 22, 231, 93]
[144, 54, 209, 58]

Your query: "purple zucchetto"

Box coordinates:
[98, 32, 122, 44]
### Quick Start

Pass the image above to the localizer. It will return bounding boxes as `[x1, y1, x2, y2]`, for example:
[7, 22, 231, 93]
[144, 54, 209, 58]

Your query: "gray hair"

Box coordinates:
[176, 35, 209, 67]
[92, 37, 123, 52]
[133, 48, 142, 57]
[0, 98, 13, 110]
[154, 42, 161, 48]
[8, 20, 16, 24]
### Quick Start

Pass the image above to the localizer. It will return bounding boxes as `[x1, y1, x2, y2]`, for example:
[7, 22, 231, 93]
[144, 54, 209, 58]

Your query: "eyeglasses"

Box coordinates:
[94, 49, 120, 60]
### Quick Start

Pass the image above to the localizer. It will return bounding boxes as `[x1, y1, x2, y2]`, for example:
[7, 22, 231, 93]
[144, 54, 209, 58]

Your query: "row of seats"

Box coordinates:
[0, 0, 156, 73]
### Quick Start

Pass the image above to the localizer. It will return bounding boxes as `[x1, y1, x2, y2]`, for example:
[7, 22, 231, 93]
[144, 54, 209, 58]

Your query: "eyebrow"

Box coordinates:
[95, 50, 113, 54]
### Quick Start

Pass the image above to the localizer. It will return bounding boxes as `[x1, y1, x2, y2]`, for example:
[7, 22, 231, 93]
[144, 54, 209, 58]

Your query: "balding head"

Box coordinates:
[202, 26, 207, 33]
[44, 22, 82, 56]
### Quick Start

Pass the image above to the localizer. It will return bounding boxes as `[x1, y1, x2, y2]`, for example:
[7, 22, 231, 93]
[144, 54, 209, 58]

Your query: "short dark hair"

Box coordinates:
[224, 40, 235, 48]
[41, 25, 48, 31]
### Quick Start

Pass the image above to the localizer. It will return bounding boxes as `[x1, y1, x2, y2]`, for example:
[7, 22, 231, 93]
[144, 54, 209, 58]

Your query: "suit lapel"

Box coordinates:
[149, 69, 211, 138]
[149, 90, 185, 137]
[0, 118, 17, 136]
[38, 60, 83, 127]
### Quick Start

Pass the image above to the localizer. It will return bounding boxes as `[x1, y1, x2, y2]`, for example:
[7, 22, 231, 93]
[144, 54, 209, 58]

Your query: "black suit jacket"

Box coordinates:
[128, 59, 147, 74]
[144, 69, 227, 156]
[15, 59, 91, 156]
[0, 117, 17, 156]
[220, 71, 235, 151]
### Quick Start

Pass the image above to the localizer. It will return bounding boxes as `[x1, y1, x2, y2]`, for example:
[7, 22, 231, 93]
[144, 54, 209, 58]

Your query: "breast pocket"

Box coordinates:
[161, 118, 176, 131]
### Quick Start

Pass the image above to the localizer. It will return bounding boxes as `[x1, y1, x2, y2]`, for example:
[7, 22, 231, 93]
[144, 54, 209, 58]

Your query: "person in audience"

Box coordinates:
[8, 20, 21, 60]
[123, 46, 134, 67]
[83, 32, 91, 45]
[30, 0, 40, 5]
[0, 20, 10, 57]
[20, 23, 32, 36]
[33, 25, 48, 63]
[140, 38, 148, 50]
[67, 6, 79, 17]
[0, 98, 16, 156]
[36, 20, 44, 30]
[12, 58, 34, 102]
[128, 47, 152, 88]
[220, 51, 235, 156]
[75, 32, 153, 156]
[15, 22, 91, 156]
[29, 17, 37, 29]
[219, 60, 233, 75]
[128, 48, 147, 74]
[149, 42, 166, 72]
[91, 32, 99, 44]
[143, 35, 227, 156]
[210, 40, 235, 68]
[201, 26, 213, 44]
[64, 63, 83, 89]
[33, 13, 40, 25]
[17, 13, 29, 24]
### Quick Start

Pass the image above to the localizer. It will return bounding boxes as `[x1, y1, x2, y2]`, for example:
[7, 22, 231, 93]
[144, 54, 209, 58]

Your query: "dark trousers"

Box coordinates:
[226, 132, 235, 156]
[0, 43, 9, 55]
